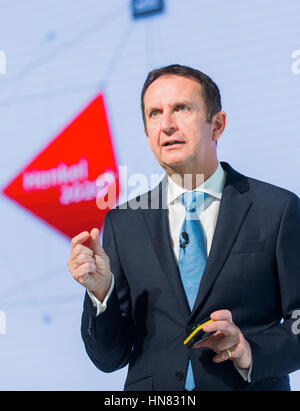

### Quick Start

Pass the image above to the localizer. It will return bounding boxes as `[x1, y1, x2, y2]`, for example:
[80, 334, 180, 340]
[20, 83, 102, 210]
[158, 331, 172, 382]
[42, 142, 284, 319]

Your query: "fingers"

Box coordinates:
[202, 319, 235, 337]
[71, 231, 90, 249]
[72, 262, 97, 285]
[68, 231, 94, 277]
[192, 309, 251, 367]
[69, 231, 93, 264]
[200, 310, 235, 338]
[210, 309, 233, 323]
[213, 342, 248, 363]
[75, 253, 94, 265]
[89, 228, 106, 256]
[69, 253, 94, 271]
[193, 309, 237, 351]
[67, 229, 112, 297]
[70, 243, 93, 261]
[213, 345, 236, 363]
[68, 229, 110, 277]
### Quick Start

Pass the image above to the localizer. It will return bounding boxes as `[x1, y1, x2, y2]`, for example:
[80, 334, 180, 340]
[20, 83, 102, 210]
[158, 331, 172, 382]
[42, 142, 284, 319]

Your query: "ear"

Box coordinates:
[211, 110, 226, 142]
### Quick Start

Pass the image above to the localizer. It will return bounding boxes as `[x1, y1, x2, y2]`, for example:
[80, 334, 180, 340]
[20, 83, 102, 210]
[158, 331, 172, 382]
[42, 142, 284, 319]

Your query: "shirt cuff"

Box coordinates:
[234, 361, 252, 383]
[87, 273, 115, 316]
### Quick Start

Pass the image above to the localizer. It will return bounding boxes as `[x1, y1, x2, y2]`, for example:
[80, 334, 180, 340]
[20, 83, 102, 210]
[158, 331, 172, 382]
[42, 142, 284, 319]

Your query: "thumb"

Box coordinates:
[89, 228, 105, 256]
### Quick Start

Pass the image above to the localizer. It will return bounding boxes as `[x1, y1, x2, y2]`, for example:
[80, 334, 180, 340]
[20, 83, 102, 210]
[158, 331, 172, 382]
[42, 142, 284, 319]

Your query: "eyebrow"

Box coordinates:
[146, 101, 192, 115]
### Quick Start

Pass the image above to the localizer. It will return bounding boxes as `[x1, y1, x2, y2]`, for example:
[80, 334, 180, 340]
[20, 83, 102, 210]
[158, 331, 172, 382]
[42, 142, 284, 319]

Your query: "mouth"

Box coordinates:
[162, 140, 185, 148]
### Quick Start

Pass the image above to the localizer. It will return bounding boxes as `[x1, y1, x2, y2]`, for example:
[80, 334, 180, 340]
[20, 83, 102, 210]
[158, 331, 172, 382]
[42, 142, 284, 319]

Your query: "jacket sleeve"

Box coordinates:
[246, 194, 300, 382]
[81, 210, 134, 373]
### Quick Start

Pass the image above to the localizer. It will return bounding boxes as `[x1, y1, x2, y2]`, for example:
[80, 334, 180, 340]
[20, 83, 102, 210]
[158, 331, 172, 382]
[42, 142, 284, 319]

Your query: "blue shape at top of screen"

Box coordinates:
[132, 0, 164, 18]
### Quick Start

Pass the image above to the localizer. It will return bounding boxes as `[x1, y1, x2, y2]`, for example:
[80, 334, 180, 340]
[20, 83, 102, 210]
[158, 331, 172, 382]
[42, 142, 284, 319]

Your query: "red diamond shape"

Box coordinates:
[2, 93, 119, 239]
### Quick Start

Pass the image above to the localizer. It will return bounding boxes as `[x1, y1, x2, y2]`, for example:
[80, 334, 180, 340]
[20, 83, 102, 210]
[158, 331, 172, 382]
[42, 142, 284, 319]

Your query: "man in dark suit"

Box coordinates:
[67, 64, 300, 391]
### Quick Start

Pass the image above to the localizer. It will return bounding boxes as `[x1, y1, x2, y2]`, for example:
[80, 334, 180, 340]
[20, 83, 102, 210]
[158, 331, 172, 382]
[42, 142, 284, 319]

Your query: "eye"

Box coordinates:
[149, 110, 161, 118]
[175, 104, 189, 112]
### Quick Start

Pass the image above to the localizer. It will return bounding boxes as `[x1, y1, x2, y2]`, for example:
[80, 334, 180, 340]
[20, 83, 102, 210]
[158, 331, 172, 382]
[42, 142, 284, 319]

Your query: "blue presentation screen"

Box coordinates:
[0, 0, 299, 390]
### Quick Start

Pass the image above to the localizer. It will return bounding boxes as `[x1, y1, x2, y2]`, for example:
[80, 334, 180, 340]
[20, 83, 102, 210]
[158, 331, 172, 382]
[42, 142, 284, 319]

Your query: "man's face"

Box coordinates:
[144, 74, 220, 174]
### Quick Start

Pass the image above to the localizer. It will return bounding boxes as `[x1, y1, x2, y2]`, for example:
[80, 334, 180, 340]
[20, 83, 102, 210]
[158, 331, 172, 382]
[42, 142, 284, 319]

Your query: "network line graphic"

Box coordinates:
[0, 5, 131, 106]
[0, 2, 162, 323]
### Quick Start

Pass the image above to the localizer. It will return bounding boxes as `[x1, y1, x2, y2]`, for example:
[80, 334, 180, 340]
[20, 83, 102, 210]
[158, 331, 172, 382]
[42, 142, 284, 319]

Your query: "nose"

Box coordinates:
[161, 111, 177, 136]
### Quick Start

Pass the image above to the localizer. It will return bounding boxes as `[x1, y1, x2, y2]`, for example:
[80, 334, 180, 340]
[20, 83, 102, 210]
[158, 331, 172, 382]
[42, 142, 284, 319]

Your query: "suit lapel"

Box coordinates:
[141, 176, 191, 319]
[190, 162, 252, 319]
[139, 162, 252, 323]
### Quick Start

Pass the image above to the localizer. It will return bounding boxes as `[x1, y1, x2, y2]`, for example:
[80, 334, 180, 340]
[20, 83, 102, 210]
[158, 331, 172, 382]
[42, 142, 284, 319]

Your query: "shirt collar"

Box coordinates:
[166, 161, 227, 206]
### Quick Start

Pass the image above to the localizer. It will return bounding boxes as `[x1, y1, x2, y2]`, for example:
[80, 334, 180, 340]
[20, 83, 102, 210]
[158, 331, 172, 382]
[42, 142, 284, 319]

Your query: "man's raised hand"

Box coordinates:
[67, 228, 112, 302]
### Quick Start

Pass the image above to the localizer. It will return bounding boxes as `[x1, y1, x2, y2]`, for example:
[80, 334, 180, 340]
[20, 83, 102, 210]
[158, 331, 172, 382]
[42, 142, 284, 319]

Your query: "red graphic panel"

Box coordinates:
[2, 94, 119, 239]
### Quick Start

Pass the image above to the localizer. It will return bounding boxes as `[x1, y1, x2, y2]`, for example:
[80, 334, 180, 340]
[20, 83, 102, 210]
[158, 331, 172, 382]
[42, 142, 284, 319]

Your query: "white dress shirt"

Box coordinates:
[88, 161, 251, 382]
[167, 161, 226, 260]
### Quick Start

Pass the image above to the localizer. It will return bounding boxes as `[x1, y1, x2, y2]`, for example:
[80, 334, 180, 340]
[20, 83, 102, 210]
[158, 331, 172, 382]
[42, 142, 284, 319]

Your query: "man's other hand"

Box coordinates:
[193, 309, 252, 370]
[67, 228, 112, 303]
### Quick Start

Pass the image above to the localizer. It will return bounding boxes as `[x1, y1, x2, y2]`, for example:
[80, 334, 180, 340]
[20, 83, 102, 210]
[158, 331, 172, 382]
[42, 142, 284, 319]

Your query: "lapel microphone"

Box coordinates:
[179, 232, 190, 248]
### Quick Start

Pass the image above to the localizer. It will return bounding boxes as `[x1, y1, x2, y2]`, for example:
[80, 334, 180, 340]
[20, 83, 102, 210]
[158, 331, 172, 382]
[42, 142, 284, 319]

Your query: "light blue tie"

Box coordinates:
[178, 190, 208, 391]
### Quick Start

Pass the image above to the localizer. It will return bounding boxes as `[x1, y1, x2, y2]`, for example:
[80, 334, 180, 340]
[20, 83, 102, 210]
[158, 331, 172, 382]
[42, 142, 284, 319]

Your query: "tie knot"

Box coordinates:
[180, 191, 207, 212]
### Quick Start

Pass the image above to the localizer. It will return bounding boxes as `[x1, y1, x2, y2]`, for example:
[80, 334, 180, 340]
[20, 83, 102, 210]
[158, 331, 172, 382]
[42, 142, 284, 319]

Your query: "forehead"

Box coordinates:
[144, 74, 203, 107]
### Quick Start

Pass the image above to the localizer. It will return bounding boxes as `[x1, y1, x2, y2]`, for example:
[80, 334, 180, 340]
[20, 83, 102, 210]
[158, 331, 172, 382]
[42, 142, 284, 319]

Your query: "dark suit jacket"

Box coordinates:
[81, 162, 300, 391]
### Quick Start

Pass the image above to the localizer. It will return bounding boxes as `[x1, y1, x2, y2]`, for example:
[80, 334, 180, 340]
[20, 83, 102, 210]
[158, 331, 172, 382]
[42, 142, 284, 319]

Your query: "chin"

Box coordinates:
[161, 159, 189, 170]
[162, 153, 191, 166]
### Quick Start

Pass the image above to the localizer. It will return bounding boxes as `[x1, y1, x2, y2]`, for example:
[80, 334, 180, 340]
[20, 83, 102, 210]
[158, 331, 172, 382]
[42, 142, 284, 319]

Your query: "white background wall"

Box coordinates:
[0, 0, 299, 390]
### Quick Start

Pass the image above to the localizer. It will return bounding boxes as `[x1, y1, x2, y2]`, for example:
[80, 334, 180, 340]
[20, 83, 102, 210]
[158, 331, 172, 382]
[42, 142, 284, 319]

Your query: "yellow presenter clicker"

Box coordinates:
[184, 318, 216, 348]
